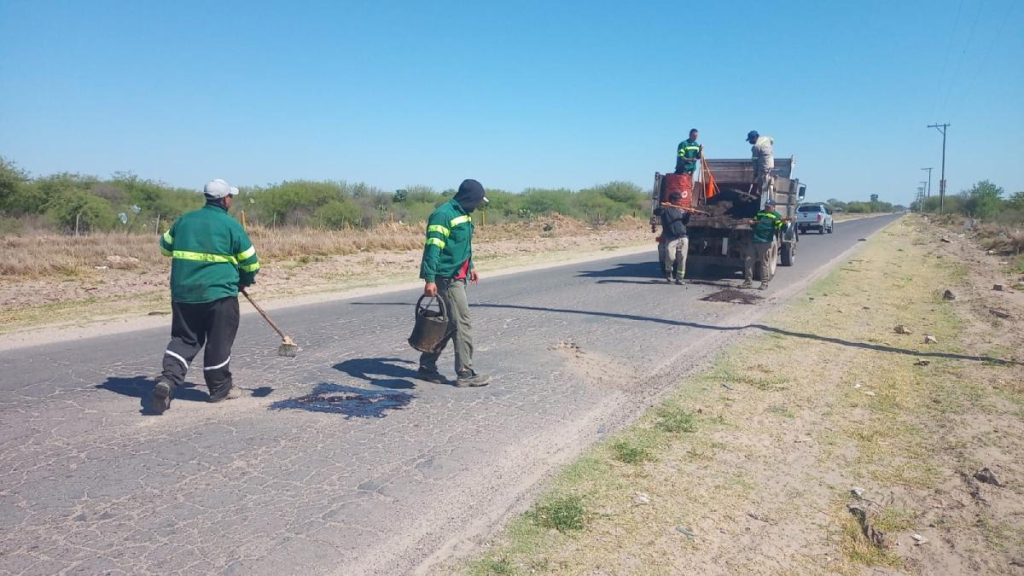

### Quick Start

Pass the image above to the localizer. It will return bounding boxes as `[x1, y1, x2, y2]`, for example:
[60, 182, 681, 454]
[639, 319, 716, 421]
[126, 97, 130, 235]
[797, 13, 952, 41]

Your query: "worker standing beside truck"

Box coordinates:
[743, 199, 784, 290]
[417, 179, 490, 388]
[654, 192, 691, 284]
[150, 179, 261, 414]
[675, 128, 703, 175]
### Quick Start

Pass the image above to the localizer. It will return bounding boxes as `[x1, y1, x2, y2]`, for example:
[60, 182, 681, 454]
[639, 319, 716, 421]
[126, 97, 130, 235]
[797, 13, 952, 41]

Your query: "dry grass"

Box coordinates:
[974, 222, 1024, 256]
[0, 214, 633, 279]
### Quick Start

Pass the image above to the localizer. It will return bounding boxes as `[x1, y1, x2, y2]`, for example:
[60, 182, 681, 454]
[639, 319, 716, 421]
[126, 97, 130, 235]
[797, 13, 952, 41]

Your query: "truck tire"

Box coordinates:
[780, 242, 795, 266]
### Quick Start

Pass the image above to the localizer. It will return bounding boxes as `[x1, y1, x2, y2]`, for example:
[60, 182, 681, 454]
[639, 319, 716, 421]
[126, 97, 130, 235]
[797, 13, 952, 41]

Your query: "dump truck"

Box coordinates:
[652, 158, 805, 279]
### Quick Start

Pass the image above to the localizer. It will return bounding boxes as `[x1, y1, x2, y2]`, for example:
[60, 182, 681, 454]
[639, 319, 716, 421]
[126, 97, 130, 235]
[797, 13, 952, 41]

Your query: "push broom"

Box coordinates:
[241, 289, 299, 357]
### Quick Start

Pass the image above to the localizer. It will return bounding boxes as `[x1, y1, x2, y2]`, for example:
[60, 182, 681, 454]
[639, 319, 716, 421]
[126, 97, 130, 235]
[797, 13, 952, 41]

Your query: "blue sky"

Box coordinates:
[1, 0, 1021, 205]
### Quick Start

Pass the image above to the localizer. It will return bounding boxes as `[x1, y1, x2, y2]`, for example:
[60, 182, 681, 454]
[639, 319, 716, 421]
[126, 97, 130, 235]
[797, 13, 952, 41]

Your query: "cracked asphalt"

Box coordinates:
[0, 215, 898, 575]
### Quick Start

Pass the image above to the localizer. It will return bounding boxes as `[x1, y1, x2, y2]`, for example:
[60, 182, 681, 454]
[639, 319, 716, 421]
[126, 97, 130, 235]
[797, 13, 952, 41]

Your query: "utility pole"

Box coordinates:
[927, 124, 949, 213]
[920, 167, 932, 198]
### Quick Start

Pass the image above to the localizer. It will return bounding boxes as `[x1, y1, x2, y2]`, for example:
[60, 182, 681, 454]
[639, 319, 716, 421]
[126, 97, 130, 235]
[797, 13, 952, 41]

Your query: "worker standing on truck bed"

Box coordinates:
[150, 179, 261, 414]
[747, 130, 774, 205]
[743, 199, 783, 290]
[675, 128, 703, 175]
[654, 192, 691, 284]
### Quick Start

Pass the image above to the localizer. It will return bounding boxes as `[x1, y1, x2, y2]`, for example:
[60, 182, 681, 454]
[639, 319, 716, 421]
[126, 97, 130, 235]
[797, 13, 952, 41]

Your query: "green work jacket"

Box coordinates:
[420, 199, 475, 282]
[676, 138, 701, 173]
[159, 203, 260, 303]
[752, 209, 784, 244]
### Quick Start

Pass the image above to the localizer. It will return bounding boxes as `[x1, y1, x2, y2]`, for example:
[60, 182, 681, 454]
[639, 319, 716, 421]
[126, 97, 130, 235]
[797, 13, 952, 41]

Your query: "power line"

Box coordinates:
[937, 0, 986, 116]
[932, 0, 966, 119]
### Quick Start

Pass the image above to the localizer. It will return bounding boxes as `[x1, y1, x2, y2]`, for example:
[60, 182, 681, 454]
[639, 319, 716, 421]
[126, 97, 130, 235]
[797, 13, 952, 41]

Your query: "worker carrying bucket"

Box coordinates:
[413, 179, 490, 388]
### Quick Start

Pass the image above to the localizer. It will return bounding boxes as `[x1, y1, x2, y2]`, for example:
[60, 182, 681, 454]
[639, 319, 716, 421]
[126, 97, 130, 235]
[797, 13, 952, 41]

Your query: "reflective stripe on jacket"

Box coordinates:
[676, 138, 701, 173]
[752, 209, 783, 244]
[420, 199, 474, 282]
[159, 203, 260, 303]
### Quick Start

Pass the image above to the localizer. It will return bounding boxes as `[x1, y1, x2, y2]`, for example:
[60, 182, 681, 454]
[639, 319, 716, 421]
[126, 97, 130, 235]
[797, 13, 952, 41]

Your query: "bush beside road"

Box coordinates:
[453, 216, 1024, 575]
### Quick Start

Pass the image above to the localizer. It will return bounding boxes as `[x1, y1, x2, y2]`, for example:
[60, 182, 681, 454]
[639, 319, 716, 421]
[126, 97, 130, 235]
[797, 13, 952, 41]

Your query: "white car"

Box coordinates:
[796, 203, 834, 234]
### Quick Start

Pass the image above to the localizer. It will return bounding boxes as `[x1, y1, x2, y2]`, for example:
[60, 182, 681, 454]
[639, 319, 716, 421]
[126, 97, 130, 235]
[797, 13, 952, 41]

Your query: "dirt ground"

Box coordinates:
[0, 215, 651, 336]
[457, 216, 1024, 575]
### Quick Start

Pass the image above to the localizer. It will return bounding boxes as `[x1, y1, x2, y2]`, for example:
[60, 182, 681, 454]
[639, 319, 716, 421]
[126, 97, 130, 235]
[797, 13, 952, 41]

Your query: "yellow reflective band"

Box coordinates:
[171, 250, 238, 265]
[425, 238, 446, 249]
[162, 231, 174, 244]
[236, 245, 256, 260]
[239, 261, 261, 272]
[160, 247, 172, 257]
[449, 215, 471, 227]
[684, 146, 700, 151]
[427, 224, 451, 237]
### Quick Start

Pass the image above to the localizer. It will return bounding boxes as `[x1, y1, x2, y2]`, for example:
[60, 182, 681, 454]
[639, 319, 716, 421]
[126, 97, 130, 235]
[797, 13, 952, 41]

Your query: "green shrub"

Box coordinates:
[47, 190, 117, 233]
[314, 200, 361, 229]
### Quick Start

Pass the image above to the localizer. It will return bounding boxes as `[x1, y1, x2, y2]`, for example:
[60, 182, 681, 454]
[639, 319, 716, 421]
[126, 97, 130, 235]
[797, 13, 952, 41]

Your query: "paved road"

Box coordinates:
[0, 215, 899, 575]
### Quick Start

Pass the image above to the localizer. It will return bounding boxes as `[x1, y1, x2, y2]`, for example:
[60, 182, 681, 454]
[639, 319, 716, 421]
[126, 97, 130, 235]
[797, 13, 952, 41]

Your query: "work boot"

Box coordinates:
[674, 277, 685, 285]
[208, 384, 241, 403]
[456, 370, 490, 388]
[741, 280, 753, 289]
[759, 281, 769, 290]
[417, 367, 446, 384]
[150, 377, 174, 415]
[663, 272, 673, 283]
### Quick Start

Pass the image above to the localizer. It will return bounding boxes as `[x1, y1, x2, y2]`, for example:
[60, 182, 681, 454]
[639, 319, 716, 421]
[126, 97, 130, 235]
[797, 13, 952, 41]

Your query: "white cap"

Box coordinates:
[204, 178, 239, 198]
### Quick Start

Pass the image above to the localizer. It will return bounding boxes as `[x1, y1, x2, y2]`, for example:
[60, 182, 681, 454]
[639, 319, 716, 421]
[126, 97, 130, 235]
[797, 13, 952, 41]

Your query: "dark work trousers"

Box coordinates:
[419, 278, 474, 376]
[161, 296, 240, 400]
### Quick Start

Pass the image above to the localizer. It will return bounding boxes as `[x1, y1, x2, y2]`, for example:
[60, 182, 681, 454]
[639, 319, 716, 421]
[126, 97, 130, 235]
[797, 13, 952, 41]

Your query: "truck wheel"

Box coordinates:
[780, 242, 794, 266]
[828, 222, 834, 234]
[819, 225, 825, 235]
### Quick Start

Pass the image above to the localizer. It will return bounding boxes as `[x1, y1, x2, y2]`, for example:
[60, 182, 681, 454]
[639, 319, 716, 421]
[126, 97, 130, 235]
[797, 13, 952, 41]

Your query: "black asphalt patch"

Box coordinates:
[701, 289, 763, 305]
[270, 384, 413, 418]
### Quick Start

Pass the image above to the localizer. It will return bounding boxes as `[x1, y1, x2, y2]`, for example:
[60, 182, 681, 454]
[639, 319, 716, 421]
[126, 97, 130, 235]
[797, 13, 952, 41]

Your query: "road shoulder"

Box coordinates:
[448, 216, 1024, 575]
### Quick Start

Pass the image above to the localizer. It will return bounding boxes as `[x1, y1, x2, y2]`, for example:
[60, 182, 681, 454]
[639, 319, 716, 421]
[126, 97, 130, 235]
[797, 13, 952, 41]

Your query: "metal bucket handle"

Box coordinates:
[415, 294, 447, 322]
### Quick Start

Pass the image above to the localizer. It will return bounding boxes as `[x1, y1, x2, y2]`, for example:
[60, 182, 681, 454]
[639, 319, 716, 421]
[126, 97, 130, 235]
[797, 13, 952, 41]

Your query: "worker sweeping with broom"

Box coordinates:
[149, 179, 261, 414]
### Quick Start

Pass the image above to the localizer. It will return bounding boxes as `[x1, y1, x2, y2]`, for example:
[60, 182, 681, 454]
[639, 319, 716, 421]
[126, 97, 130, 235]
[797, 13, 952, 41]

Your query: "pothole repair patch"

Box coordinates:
[701, 289, 763, 305]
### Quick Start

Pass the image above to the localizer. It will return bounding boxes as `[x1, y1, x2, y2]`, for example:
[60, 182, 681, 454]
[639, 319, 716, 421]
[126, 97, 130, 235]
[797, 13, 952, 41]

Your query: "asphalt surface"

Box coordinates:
[0, 214, 899, 575]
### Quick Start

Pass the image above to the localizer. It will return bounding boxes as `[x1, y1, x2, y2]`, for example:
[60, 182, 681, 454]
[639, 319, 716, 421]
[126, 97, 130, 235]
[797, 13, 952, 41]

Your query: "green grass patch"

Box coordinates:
[610, 437, 656, 464]
[469, 556, 516, 576]
[529, 494, 587, 533]
[654, 403, 697, 433]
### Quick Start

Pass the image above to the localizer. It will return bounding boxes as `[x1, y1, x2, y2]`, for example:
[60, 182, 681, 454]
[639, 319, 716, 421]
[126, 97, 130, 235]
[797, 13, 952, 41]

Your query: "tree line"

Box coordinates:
[0, 157, 649, 234]
[909, 180, 1024, 223]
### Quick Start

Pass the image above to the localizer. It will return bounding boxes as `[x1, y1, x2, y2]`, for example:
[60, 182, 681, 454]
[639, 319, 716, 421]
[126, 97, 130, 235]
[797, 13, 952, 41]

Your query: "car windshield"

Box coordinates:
[798, 205, 825, 213]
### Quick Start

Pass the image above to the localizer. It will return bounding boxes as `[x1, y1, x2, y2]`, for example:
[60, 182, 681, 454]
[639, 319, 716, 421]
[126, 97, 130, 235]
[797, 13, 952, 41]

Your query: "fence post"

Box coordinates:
[75, 213, 81, 237]
[155, 214, 161, 234]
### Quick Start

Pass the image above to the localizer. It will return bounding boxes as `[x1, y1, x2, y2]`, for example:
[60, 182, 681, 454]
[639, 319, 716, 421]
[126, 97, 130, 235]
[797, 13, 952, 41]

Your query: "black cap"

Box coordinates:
[747, 130, 759, 141]
[454, 179, 487, 212]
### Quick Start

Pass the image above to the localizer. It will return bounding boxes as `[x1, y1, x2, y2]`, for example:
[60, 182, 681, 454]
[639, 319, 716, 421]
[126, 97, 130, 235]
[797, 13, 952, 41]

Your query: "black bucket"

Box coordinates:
[408, 295, 449, 353]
